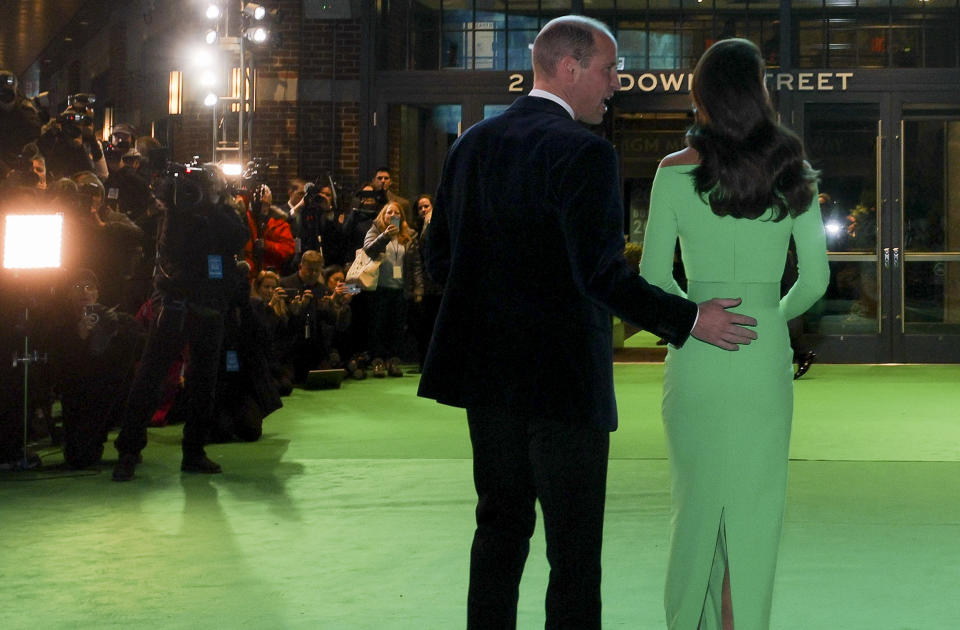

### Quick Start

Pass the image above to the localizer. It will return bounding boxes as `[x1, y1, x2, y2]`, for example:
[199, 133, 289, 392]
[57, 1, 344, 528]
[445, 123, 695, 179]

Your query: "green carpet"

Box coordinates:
[1, 364, 959, 629]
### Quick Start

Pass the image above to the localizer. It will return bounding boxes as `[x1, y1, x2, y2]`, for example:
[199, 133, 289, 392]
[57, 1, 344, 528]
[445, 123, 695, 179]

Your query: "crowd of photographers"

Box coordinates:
[0, 70, 441, 478]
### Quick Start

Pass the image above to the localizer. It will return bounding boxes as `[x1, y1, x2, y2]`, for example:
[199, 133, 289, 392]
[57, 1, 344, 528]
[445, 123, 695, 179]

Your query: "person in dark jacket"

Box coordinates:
[112, 162, 248, 481]
[210, 268, 282, 443]
[0, 70, 42, 178]
[410, 194, 443, 372]
[50, 269, 143, 468]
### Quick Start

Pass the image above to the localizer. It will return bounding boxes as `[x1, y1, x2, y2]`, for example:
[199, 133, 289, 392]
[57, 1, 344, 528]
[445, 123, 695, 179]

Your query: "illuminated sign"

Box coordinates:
[507, 71, 855, 93]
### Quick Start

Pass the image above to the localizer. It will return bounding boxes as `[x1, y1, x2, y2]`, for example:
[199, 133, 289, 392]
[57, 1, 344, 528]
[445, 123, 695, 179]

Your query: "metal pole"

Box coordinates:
[212, 100, 218, 162]
[21, 307, 29, 468]
[238, 1, 245, 169]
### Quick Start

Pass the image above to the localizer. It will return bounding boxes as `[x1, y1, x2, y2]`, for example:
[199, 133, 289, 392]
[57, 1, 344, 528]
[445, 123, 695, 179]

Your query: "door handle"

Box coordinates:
[893, 247, 900, 268]
[884, 247, 890, 268]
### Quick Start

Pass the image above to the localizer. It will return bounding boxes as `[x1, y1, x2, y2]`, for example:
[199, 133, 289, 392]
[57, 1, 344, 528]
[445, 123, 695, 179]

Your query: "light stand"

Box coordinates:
[12, 306, 47, 469]
[2, 212, 63, 470]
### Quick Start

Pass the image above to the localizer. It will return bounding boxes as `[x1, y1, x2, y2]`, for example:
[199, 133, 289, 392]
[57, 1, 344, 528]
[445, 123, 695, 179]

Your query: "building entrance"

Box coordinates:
[612, 94, 960, 364]
[797, 95, 960, 363]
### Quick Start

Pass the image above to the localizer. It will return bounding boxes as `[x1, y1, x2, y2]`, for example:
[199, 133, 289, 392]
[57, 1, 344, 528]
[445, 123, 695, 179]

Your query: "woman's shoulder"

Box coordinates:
[659, 146, 700, 169]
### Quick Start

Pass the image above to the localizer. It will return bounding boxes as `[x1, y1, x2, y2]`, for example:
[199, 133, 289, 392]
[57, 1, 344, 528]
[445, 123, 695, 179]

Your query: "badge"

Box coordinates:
[207, 255, 223, 279]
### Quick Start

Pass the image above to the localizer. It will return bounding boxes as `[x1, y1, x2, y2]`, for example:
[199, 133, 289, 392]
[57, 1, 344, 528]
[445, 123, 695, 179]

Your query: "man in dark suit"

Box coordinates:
[418, 15, 758, 629]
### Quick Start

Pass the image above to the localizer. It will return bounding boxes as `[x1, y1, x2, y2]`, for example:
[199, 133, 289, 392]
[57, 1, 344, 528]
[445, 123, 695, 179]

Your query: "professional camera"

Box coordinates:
[102, 143, 125, 164]
[67, 93, 96, 110]
[302, 180, 333, 210]
[155, 158, 227, 211]
[241, 158, 270, 187]
[58, 109, 92, 138]
[356, 188, 387, 206]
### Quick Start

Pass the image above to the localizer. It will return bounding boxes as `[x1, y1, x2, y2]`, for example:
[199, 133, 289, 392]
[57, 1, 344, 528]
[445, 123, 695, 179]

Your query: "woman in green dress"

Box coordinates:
[639, 38, 830, 629]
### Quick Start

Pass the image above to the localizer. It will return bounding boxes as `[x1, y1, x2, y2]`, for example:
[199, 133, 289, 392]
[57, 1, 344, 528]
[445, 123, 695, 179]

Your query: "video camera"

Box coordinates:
[155, 157, 227, 211]
[356, 188, 388, 206]
[241, 158, 270, 187]
[58, 110, 92, 138]
[67, 93, 96, 110]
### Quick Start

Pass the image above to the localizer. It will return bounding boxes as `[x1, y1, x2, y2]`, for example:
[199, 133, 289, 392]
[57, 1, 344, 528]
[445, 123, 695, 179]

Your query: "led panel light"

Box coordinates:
[2, 214, 63, 269]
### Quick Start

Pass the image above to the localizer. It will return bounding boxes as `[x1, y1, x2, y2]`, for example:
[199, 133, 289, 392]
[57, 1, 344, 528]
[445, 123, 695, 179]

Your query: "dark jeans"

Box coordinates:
[369, 287, 406, 360]
[115, 300, 225, 458]
[466, 407, 610, 630]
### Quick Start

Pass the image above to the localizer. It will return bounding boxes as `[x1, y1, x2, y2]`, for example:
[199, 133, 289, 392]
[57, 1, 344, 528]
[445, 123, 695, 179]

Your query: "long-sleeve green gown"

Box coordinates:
[640, 165, 830, 630]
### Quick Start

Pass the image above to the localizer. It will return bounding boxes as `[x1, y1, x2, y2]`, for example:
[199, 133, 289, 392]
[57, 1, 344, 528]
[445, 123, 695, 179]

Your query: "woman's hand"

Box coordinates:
[269, 287, 288, 307]
[333, 282, 354, 303]
[77, 311, 97, 340]
[384, 223, 399, 238]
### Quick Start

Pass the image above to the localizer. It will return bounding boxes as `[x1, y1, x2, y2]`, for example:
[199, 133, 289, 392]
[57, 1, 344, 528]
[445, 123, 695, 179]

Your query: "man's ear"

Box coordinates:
[559, 55, 579, 82]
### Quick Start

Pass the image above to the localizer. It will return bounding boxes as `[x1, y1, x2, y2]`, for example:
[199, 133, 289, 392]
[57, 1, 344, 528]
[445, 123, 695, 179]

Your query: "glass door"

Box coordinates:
[386, 103, 462, 220]
[800, 99, 890, 362]
[798, 97, 960, 363]
[896, 107, 960, 362]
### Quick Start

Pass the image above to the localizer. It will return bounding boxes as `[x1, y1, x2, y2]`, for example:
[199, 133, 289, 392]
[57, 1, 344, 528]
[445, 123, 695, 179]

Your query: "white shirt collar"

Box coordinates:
[528, 89, 575, 120]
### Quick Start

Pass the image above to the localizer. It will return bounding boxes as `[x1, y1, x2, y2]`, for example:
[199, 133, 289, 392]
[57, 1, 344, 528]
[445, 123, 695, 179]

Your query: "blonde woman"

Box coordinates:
[362, 201, 422, 377]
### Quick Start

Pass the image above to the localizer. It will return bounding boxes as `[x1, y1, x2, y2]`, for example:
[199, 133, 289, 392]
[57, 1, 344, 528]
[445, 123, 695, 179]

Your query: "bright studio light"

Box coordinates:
[249, 27, 268, 43]
[206, 4, 221, 20]
[190, 47, 214, 68]
[243, 3, 267, 20]
[205, 28, 219, 45]
[221, 163, 242, 176]
[200, 69, 218, 87]
[3, 214, 63, 270]
[204, 92, 219, 107]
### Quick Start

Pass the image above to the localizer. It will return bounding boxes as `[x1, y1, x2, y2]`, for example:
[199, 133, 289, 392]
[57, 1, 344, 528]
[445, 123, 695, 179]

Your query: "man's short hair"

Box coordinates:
[533, 16, 615, 78]
[374, 167, 390, 176]
[300, 250, 324, 267]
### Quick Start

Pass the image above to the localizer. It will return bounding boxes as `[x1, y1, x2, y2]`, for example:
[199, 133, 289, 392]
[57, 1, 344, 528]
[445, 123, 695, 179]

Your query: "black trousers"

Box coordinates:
[115, 300, 224, 458]
[369, 287, 406, 360]
[465, 407, 610, 630]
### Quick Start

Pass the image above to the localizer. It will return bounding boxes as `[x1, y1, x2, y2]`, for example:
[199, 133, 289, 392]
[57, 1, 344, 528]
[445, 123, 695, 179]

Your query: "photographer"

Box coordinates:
[61, 171, 144, 309]
[37, 109, 96, 180]
[250, 270, 296, 395]
[0, 70, 42, 179]
[342, 184, 387, 262]
[280, 250, 349, 381]
[340, 184, 386, 361]
[65, 94, 108, 179]
[1, 144, 46, 191]
[238, 168, 295, 278]
[49, 269, 143, 469]
[112, 161, 249, 482]
[289, 179, 347, 267]
[104, 148, 161, 310]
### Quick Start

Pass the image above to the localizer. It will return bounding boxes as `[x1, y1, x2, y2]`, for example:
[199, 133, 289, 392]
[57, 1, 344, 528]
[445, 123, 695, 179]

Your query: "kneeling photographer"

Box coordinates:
[112, 160, 248, 482]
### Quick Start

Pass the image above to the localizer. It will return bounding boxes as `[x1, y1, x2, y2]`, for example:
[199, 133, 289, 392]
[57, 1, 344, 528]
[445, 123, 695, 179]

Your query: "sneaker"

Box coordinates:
[112, 452, 139, 482]
[181, 454, 223, 474]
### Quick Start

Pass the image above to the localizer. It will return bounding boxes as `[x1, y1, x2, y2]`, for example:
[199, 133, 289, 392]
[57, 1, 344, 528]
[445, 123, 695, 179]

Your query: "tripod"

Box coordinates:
[10, 300, 47, 470]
